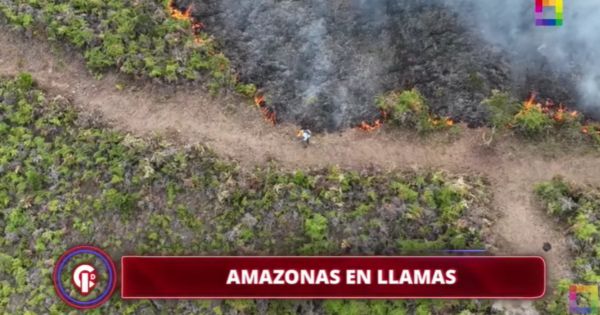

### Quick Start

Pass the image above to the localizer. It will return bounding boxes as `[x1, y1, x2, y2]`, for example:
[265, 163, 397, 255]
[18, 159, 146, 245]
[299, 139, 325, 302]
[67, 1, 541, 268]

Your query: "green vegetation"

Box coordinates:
[512, 102, 554, 136]
[377, 89, 455, 133]
[482, 90, 521, 129]
[0, 74, 493, 313]
[482, 90, 600, 145]
[535, 177, 600, 314]
[0, 0, 257, 95]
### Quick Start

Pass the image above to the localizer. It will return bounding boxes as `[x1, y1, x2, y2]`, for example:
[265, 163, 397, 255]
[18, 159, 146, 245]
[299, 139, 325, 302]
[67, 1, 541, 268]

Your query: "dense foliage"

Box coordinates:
[535, 178, 600, 314]
[376, 89, 455, 133]
[0, 0, 256, 95]
[0, 74, 495, 313]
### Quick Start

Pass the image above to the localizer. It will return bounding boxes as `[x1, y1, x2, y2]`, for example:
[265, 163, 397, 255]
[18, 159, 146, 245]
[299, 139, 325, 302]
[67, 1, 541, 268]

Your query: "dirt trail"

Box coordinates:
[2, 28, 600, 284]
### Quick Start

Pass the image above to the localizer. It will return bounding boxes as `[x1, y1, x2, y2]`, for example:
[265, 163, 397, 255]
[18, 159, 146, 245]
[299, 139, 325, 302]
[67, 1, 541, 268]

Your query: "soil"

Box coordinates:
[3, 26, 600, 288]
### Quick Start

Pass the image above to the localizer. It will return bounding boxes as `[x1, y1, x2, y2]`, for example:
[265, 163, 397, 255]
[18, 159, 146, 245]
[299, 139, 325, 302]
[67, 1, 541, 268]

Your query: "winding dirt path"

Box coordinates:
[3, 27, 600, 285]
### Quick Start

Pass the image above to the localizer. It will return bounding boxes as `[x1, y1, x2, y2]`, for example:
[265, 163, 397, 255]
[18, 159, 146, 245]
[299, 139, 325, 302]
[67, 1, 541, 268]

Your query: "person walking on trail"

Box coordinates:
[297, 129, 312, 147]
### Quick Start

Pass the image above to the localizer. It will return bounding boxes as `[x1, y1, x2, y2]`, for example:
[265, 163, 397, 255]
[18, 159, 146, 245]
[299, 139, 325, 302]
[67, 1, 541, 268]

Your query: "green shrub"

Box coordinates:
[512, 103, 553, 136]
[482, 90, 520, 129]
[377, 89, 426, 127]
[304, 213, 328, 241]
[377, 89, 453, 133]
[235, 83, 257, 98]
[535, 177, 600, 313]
[16, 73, 34, 89]
[585, 123, 600, 146]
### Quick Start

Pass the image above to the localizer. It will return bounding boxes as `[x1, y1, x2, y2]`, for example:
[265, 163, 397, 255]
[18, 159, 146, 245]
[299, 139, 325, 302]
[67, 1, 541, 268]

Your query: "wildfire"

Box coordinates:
[356, 110, 388, 132]
[168, 0, 192, 20]
[428, 117, 454, 127]
[524, 93, 536, 110]
[554, 106, 565, 122]
[260, 107, 277, 125]
[167, 0, 206, 46]
[357, 120, 383, 132]
[254, 93, 277, 125]
[526, 94, 580, 122]
[254, 95, 265, 107]
[192, 21, 205, 33]
[521, 93, 596, 136]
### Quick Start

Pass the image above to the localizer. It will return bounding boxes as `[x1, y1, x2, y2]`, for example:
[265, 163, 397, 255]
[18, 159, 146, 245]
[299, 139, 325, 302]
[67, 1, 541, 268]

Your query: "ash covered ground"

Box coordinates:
[179, 0, 578, 131]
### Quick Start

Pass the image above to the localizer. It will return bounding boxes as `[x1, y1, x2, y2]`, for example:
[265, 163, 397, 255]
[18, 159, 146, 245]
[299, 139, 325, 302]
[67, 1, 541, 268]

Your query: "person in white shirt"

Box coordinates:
[297, 129, 312, 147]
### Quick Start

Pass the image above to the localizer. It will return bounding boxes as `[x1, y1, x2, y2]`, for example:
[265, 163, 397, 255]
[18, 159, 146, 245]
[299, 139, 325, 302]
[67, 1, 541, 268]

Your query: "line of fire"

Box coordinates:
[168, 1, 205, 45]
[167, 2, 598, 139]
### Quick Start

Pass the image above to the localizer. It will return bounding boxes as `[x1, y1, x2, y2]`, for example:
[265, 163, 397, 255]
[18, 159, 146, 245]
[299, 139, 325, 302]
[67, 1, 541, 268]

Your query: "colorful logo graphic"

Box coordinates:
[569, 284, 599, 315]
[53, 246, 117, 309]
[535, 0, 563, 26]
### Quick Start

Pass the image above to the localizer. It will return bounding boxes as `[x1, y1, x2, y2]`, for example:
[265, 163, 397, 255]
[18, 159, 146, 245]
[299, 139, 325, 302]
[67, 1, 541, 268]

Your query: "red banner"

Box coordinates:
[121, 256, 545, 299]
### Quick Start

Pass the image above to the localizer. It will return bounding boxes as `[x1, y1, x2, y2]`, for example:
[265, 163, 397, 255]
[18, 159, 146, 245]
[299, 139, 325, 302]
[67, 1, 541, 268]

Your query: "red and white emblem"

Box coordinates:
[72, 264, 97, 296]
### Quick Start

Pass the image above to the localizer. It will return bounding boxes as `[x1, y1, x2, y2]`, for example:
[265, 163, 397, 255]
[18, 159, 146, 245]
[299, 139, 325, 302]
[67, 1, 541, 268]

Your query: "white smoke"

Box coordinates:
[444, 0, 600, 112]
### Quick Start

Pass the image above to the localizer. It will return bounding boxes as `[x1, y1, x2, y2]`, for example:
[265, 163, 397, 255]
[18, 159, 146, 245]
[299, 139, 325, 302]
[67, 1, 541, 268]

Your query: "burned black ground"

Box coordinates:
[183, 0, 577, 131]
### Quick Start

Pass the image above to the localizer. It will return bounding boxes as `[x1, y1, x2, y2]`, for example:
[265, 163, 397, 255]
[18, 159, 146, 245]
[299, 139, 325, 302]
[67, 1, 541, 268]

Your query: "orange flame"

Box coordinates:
[167, 0, 206, 45]
[254, 93, 276, 125]
[255, 95, 265, 107]
[169, 0, 192, 20]
[582, 127, 589, 134]
[522, 95, 594, 136]
[192, 22, 205, 33]
[554, 106, 565, 122]
[356, 109, 388, 132]
[357, 120, 383, 132]
[260, 107, 277, 125]
[524, 93, 536, 110]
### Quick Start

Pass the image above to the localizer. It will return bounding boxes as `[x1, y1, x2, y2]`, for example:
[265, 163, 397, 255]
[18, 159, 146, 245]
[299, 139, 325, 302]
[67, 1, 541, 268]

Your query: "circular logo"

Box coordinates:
[53, 246, 117, 309]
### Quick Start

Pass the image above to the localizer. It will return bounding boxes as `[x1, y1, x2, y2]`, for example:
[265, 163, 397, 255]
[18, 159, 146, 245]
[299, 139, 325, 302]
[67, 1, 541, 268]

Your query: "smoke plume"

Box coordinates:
[186, 0, 599, 129]
[445, 0, 600, 116]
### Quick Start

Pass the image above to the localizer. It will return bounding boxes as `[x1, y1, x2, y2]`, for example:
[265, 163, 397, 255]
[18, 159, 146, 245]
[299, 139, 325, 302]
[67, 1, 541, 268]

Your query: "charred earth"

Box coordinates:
[180, 0, 576, 131]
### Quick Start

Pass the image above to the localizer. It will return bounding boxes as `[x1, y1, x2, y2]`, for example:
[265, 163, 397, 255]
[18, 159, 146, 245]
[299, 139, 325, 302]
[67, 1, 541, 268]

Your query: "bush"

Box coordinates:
[482, 90, 520, 129]
[585, 123, 600, 146]
[512, 102, 553, 136]
[377, 89, 453, 133]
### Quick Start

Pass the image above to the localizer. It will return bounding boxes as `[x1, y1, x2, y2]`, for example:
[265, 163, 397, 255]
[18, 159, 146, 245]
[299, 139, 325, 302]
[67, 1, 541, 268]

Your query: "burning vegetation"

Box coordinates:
[168, 0, 205, 45]
[356, 110, 387, 132]
[357, 119, 384, 132]
[167, 0, 275, 124]
[254, 93, 277, 126]
[365, 89, 455, 133]
[521, 93, 579, 124]
[485, 90, 600, 142]
[516, 93, 596, 136]
[192, 0, 515, 131]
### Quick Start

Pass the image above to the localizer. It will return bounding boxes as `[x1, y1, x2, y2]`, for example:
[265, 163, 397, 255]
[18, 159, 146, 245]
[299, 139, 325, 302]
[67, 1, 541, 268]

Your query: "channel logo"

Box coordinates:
[53, 246, 117, 309]
[569, 284, 599, 315]
[535, 0, 563, 26]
